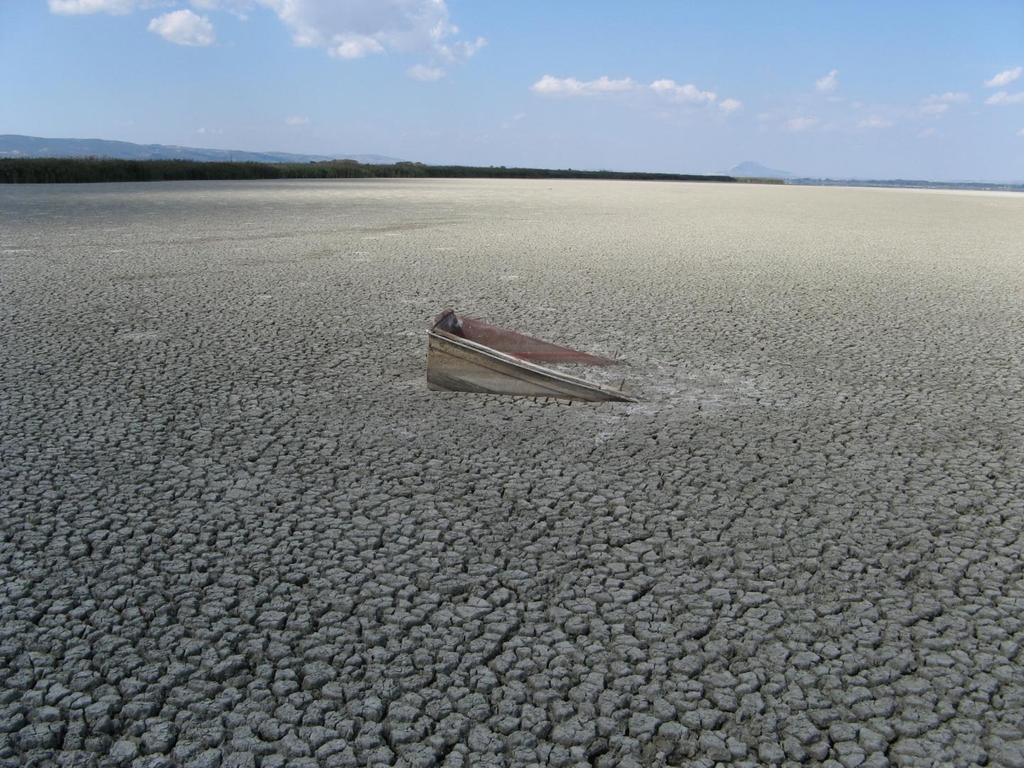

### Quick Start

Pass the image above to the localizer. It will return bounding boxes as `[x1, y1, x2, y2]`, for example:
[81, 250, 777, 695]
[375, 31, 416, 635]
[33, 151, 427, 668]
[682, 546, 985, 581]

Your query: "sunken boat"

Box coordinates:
[427, 309, 636, 402]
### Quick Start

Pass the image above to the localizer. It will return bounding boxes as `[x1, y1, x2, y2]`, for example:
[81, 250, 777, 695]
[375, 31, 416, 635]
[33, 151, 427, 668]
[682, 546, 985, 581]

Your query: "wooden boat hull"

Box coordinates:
[427, 329, 636, 402]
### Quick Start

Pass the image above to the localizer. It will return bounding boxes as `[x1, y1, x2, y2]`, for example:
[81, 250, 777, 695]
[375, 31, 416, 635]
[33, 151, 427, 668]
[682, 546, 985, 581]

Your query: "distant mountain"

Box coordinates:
[727, 161, 793, 179]
[0, 135, 403, 165]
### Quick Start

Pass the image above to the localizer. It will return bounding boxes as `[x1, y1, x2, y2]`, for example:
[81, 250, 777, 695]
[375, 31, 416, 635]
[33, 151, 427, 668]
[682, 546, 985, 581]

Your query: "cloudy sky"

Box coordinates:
[4, 1, 1024, 180]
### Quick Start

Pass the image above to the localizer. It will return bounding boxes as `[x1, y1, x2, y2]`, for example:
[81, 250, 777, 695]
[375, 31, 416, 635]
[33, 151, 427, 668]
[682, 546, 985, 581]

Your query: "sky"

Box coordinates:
[3, 1, 1024, 181]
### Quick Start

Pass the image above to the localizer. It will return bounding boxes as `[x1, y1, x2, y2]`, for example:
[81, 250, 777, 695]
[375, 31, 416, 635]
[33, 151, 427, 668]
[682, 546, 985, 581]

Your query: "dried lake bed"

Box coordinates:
[1, 179, 1023, 767]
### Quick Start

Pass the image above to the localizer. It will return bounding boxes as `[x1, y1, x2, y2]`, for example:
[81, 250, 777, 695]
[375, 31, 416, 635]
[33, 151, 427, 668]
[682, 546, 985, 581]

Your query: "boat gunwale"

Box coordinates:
[427, 327, 637, 402]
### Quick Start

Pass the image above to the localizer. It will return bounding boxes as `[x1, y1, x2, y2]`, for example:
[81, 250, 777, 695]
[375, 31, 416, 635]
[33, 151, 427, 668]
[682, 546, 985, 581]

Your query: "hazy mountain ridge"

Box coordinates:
[0, 135, 402, 165]
[727, 161, 793, 179]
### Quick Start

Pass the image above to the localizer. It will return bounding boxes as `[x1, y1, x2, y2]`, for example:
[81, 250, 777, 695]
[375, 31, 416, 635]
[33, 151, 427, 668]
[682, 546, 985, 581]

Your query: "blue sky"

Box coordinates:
[3, 1, 1024, 180]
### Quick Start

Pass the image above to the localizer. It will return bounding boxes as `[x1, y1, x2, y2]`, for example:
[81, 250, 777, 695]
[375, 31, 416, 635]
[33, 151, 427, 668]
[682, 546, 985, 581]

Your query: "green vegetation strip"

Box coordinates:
[0, 157, 741, 184]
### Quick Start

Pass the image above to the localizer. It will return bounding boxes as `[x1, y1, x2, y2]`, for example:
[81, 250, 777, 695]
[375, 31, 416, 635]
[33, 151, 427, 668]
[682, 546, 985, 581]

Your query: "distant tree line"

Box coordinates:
[0, 158, 416, 183]
[0, 157, 744, 184]
[732, 176, 787, 185]
[399, 163, 738, 183]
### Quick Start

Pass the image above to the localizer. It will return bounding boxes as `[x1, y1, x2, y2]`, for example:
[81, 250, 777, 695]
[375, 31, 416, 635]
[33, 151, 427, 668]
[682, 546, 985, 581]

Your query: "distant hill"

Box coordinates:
[0, 134, 402, 165]
[727, 161, 793, 179]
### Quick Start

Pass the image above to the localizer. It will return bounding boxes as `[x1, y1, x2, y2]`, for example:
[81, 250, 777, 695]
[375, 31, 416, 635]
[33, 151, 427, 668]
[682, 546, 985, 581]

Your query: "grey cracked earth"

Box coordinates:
[1, 179, 1023, 767]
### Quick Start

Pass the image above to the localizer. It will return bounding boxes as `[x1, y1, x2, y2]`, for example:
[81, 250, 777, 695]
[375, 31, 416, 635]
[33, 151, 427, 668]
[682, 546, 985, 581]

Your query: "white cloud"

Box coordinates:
[578, 76, 637, 93]
[986, 90, 1024, 105]
[501, 112, 525, 130]
[921, 92, 968, 116]
[1018, 128, 1024, 136]
[927, 92, 969, 103]
[531, 75, 637, 96]
[257, 0, 482, 68]
[918, 127, 939, 138]
[285, 116, 309, 125]
[858, 116, 894, 129]
[409, 63, 444, 81]
[985, 66, 1022, 88]
[816, 69, 838, 92]
[48, 0, 139, 13]
[784, 116, 818, 132]
[191, 0, 251, 19]
[531, 75, 728, 109]
[650, 79, 716, 103]
[328, 34, 385, 58]
[51, 0, 483, 77]
[435, 36, 486, 64]
[148, 9, 215, 46]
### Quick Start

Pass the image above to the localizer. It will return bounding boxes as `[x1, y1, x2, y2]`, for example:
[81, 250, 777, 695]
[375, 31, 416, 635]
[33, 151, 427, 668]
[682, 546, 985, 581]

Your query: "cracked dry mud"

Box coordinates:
[1, 179, 1023, 767]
